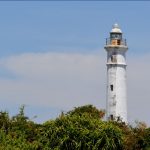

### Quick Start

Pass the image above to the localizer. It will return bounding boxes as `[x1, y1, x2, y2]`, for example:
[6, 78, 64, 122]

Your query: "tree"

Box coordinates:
[0, 104, 149, 149]
[67, 104, 105, 119]
[43, 105, 123, 150]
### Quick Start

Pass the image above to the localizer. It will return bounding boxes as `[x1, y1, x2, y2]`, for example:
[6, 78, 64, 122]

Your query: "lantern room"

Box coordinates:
[110, 23, 122, 45]
[105, 23, 127, 46]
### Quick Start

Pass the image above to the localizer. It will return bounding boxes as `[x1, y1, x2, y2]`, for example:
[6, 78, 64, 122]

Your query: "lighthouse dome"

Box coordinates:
[110, 23, 122, 33]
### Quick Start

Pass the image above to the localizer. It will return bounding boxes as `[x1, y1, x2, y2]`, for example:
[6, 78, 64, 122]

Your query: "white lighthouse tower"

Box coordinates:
[104, 23, 128, 123]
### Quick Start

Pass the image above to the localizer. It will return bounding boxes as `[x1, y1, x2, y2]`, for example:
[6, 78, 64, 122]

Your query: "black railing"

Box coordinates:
[106, 38, 127, 46]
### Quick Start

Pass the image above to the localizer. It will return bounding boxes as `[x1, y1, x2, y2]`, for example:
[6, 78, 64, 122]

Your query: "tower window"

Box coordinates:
[117, 39, 121, 45]
[110, 85, 113, 91]
[111, 55, 117, 63]
[111, 56, 113, 62]
[110, 114, 114, 120]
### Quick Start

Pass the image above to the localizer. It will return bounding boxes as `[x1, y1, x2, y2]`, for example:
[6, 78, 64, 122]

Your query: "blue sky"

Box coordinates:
[0, 2, 150, 56]
[0, 1, 150, 125]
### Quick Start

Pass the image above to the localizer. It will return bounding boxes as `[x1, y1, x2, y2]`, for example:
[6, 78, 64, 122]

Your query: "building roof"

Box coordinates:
[110, 23, 122, 34]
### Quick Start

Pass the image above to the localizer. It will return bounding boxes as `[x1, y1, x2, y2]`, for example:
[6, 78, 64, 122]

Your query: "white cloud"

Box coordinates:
[0, 51, 150, 125]
[127, 54, 150, 125]
[0, 52, 106, 109]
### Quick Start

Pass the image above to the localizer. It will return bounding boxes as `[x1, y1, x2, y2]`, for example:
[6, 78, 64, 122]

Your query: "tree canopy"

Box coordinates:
[0, 105, 149, 150]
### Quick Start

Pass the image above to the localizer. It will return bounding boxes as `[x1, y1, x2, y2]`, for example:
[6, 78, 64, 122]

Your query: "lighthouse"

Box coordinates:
[104, 24, 128, 123]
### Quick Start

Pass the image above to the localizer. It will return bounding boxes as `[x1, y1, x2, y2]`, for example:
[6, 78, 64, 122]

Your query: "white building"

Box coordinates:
[104, 24, 128, 123]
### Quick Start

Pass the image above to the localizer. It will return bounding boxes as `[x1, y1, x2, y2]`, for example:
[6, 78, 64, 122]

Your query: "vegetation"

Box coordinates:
[0, 104, 149, 150]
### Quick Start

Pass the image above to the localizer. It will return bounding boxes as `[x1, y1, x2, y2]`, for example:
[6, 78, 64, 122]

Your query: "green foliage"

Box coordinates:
[0, 111, 10, 133]
[67, 104, 105, 119]
[43, 113, 123, 150]
[0, 104, 149, 150]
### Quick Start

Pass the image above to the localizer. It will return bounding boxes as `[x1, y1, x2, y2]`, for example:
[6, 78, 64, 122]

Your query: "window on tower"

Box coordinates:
[110, 85, 113, 91]
[111, 55, 117, 63]
[110, 114, 114, 120]
[117, 39, 121, 45]
[110, 33, 122, 39]
[111, 56, 113, 62]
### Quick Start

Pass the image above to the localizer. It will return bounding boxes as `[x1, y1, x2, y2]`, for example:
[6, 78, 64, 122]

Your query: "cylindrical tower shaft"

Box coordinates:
[104, 24, 128, 123]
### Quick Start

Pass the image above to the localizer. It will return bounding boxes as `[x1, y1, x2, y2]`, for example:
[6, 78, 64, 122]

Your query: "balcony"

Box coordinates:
[106, 38, 127, 46]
